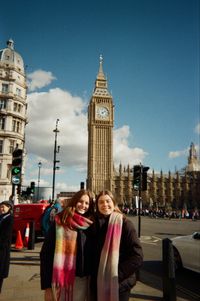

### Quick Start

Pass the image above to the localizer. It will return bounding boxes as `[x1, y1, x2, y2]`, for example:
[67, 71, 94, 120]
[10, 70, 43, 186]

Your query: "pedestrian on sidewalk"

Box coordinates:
[0, 200, 14, 293]
[89, 190, 143, 301]
[40, 189, 95, 301]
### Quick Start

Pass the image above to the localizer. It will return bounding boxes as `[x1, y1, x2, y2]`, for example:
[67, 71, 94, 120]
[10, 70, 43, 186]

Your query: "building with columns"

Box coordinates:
[0, 40, 27, 200]
[87, 58, 200, 210]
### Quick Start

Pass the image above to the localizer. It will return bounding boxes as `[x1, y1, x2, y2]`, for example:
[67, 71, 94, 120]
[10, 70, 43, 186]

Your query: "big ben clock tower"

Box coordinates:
[87, 56, 114, 194]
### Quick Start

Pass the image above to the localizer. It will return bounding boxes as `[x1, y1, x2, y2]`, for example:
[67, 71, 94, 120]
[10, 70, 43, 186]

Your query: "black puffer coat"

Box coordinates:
[0, 213, 14, 279]
[90, 214, 143, 300]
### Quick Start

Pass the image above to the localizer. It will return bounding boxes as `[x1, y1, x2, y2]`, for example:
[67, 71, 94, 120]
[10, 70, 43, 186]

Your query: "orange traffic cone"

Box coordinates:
[23, 223, 30, 247]
[15, 230, 24, 250]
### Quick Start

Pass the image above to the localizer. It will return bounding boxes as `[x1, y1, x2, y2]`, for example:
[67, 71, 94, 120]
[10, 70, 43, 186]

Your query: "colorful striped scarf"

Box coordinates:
[52, 211, 93, 301]
[97, 211, 123, 301]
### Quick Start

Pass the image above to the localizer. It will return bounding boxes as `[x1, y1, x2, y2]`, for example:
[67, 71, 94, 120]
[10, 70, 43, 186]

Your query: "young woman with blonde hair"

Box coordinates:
[90, 190, 143, 301]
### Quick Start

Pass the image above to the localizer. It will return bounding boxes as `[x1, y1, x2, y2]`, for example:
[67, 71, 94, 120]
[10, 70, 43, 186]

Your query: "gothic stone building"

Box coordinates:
[87, 58, 200, 210]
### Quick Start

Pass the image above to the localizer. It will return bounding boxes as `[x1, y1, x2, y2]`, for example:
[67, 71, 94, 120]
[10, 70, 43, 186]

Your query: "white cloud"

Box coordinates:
[27, 70, 56, 91]
[25, 83, 148, 188]
[168, 149, 187, 159]
[195, 123, 200, 134]
[26, 88, 87, 170]
[113, 125, 148, 166]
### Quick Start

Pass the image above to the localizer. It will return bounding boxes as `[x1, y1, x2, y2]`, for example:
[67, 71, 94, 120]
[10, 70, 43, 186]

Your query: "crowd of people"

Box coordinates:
[122, 207, 200, 220]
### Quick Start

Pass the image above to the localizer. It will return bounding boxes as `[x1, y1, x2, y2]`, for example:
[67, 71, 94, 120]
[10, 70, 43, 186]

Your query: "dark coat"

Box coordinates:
[0, 213, 14, 279]
[40, 222, 92, 289]
[90, 214, 143, 299]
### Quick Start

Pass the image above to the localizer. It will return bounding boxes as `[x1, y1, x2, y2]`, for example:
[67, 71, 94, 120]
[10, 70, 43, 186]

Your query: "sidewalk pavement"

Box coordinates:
[0, 245, 187, 301]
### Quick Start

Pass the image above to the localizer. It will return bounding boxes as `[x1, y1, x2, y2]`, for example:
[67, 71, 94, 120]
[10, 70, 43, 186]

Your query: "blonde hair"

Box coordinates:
[95, 190, 122, 215]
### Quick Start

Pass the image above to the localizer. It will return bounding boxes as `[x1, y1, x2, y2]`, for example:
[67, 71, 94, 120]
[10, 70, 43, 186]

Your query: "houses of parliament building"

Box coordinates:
[87, 57, 200, 210]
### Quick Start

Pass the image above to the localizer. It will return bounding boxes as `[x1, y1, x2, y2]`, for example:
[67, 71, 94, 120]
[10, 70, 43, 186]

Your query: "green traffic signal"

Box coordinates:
[12, 166, 21, 175]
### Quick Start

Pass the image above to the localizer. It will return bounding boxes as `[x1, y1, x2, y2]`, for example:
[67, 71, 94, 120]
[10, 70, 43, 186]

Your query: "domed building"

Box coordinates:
[0, 39, 27, 200]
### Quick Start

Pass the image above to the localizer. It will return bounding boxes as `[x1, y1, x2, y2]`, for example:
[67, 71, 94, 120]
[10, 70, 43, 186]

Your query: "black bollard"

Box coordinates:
[28, 220, 35, 250]
[162, 238, 176, 301]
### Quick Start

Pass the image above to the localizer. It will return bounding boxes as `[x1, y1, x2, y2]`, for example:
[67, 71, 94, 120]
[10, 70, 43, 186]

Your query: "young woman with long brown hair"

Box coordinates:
[40, 189, 95, 301]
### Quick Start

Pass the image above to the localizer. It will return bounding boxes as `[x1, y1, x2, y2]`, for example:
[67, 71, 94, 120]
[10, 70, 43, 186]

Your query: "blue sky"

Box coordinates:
[1, 0, 200, 194]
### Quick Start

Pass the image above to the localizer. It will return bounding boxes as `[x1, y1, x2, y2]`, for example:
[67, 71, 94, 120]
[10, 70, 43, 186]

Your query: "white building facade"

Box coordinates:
[0, 39, 27, 200]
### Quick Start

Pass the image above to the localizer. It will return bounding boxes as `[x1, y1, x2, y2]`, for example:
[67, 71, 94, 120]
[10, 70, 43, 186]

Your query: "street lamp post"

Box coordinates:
[37, 161, 42, 201]
[52, 119, 60, 201]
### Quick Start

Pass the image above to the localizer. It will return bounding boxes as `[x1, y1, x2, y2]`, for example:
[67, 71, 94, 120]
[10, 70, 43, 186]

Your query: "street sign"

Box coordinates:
[12, 175, 21, 185]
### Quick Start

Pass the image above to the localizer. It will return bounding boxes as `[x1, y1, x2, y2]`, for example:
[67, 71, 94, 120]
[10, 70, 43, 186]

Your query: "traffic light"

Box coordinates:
[142, 166, 149, 191]
[12, 148, 23, 185]
[26, 187, 31, 195]
[17, 185, 21, 195]
[30, 181, 35, 194]
[80, 182, 85, 190]
[133, 165, 141, 190]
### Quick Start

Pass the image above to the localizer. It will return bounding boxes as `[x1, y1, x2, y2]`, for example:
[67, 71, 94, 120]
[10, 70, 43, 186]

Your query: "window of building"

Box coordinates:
[9, 140, 15, 154]
[13, 102, 22, 113]
[7, 164, 11, 180]
[2, 83, 9, 93]
[12, 119, 21, 133]
[0, 116, 5, 130]
[0, 99, 7, 109]
[0, 140, 3, 153]
[16, 87, 21, 96]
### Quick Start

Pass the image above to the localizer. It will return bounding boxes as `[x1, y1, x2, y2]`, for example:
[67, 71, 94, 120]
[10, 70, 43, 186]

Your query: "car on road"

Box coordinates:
[171, 232, 200, 273]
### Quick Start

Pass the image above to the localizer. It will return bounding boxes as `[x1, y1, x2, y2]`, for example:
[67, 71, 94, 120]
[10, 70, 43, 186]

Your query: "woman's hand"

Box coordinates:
[44, 288, 54, 301]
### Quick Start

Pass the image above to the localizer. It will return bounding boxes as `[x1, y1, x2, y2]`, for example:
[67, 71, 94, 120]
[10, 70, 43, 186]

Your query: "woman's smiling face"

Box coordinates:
[75, 194, 90, 215]
[97, 194, 114, 216]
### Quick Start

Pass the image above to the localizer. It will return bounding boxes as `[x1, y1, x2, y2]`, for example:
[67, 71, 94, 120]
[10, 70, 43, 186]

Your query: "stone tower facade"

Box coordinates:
[87, 56, 114, 195]
[87, 58, 200, 210]
[0, 40, 27, 200]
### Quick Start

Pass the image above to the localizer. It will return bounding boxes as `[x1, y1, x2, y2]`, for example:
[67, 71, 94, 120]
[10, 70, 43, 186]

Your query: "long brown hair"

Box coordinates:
[61, 189, 95, 224]
[95, 190, 122, 215]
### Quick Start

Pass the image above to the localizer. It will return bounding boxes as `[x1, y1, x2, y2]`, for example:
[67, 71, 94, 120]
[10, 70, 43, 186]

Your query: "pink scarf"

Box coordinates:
[52, 211, 93, 301]
[97, 212, 123, 301]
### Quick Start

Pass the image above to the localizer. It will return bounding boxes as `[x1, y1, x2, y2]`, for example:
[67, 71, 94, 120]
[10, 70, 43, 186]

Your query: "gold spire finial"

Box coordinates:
[97, 54, 105, 79]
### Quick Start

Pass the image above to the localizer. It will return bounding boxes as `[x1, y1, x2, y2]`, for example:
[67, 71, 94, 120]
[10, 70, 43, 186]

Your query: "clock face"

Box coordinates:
[96, 106, 109, 119]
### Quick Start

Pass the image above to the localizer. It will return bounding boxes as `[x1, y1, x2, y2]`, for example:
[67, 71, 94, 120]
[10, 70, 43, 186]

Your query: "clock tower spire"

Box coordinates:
[87, 56, 114, 194]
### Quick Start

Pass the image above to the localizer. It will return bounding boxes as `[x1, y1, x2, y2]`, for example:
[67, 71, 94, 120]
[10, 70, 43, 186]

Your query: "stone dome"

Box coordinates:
[0, 39, 25, 72]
